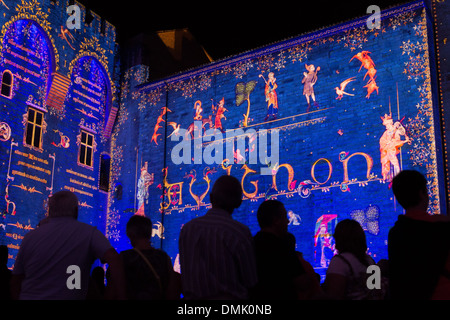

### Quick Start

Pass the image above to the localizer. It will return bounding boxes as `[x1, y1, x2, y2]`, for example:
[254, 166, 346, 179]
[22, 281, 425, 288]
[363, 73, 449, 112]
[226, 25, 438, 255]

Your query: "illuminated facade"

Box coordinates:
[110, 0, 447, 280]
[0, 0, 119, 267]
[0, 0, 449, 281]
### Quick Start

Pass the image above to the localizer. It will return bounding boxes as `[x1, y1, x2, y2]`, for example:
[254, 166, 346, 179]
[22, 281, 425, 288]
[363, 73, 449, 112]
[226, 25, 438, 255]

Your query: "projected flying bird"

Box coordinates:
[167, 122, 181, 138]
[335, 77, 356, 100]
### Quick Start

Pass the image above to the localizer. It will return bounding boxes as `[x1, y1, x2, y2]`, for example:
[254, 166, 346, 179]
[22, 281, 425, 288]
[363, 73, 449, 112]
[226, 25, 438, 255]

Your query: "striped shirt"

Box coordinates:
[179, 207, 258, 299]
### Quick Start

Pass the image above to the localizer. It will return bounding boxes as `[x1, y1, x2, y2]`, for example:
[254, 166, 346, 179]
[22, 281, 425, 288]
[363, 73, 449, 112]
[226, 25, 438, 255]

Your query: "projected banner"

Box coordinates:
[110, 3, 442, 278]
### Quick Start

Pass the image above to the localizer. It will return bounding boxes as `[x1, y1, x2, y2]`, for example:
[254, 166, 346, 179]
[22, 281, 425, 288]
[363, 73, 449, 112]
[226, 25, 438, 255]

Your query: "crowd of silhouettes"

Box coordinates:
[1, 170, 449, 300]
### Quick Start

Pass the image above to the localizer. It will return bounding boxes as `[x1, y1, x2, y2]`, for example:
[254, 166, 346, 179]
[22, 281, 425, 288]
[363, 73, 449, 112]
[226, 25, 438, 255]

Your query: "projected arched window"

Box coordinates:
[1, 70, 13, 98]
[68, 56, 110, 132]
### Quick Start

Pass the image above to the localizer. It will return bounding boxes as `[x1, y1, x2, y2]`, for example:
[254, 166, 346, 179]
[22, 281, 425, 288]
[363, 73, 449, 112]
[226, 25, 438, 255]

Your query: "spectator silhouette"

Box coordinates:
[0, 245, 11, 300]
[389, 169, 450, 299]
[10, 190, 126, 300]
[120, 215, 180, 299]
[285, 232, 324, 299]
[253, 200, 317, 299]
[86, 266, 106, 300]
[179, 175, 258, 299]
[323, 219, 376, 299]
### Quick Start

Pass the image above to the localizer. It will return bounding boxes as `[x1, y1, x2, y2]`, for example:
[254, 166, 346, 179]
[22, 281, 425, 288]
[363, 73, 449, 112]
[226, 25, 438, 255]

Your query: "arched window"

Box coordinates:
[99, 153, 111, 192]
[1, 70, 13, 98]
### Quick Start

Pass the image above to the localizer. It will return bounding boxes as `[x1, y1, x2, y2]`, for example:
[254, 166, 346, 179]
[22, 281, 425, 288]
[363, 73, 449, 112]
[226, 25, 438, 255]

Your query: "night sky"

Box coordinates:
[82, 0, 412, 60]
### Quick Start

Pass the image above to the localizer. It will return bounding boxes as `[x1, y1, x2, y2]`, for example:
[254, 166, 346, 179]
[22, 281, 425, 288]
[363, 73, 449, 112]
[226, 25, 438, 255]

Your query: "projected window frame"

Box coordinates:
[24, 107, 46, 151]
[0, 70, 13, 99]
[77, 130, 96, 169]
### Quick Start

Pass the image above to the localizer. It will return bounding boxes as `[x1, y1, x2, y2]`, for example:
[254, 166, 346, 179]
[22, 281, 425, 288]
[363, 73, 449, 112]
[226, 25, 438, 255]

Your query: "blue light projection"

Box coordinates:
[109, 2, 445, 281]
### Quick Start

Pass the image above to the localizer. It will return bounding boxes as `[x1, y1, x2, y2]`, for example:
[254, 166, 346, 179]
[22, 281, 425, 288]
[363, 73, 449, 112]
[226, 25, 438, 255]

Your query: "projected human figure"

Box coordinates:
[136, 162, 154, 213]
[212, 98, 227, 133]
[301, 64, 320, 112]
[379, 114, 410, 182]
[260, 72, 278, 121]
[288, 210, 301, 226]
[314, 214, 336, 268]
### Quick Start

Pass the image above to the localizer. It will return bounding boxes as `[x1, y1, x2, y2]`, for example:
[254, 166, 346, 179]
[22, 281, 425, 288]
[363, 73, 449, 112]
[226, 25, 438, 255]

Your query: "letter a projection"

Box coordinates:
[66, 5, 81, 30]
[66, 265, 81, 290]
[366, 5, 381, 30]
[366, 265, 381, 290]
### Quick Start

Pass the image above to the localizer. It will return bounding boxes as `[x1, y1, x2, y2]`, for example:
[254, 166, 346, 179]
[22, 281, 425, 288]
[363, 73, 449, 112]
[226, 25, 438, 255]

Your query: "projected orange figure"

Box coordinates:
[379, 114, 410, 182]
[350, 51, 379, 98]
[364, 78, 379, 98]
[151, 107, 171, 145]
[212, 98, 227, 133]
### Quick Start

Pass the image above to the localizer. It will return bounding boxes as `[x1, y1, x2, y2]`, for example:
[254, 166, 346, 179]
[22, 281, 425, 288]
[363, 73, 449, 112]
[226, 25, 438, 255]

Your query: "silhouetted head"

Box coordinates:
[209, 175, 243, 213]
[392, 170, 428, 211]
[48, 190, 79, 219]
[333, 219, 367, 263]
[257, 199, 289, 237]
[126, 215, 153, 244]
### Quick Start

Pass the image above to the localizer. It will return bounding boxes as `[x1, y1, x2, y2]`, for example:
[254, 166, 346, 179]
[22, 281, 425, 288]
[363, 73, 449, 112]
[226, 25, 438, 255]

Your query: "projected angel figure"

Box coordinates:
[379, 114, 410, 182]
[260, 72, 278, 121]
[301, 64, 320, 112]
[136, 162, 154, 214]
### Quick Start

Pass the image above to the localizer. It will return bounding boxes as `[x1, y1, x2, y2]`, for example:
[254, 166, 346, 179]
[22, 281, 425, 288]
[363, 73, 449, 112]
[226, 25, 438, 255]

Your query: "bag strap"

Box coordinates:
[336, 254, 377, 299]
[133, 248, 163, 295]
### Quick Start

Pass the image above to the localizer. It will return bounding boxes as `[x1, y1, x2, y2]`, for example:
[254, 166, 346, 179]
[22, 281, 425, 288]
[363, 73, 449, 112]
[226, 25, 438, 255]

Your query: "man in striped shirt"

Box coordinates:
[179, 175, 258, 300]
